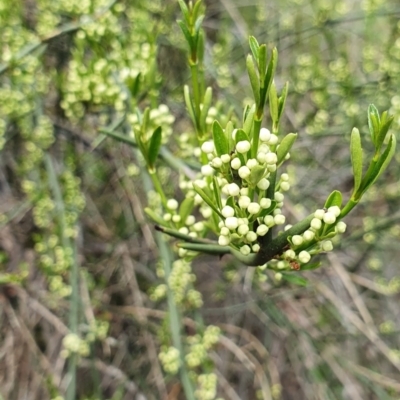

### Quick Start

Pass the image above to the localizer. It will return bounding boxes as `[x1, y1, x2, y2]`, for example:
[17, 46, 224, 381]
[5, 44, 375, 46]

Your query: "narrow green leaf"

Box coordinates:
[369, 134, 396, 187]
[184, 85, 197, 129]
[276, 133, 297, 165]
[212, 120, 229, 156]
[225, 121, 234, 153]
[178, 0, 190, 25]
[192, 0, 203, 21]
[199, 87, 212, 130]
[212, 176, 223, 210]
[249, 36, 260, 65]
[269, 81, 279, 124]
[281, 273, 308, 286]
[243, 104, 256, 136]
[145, 207, 166, 226]
[246, 55, 260, 106]
[179, 197, 195, 225]
[197, 30, 204, 63]
[324, 190, 343, 208]
[193, 184, 224, 219]
[300, 262, 321, 271]
[368, 104, 380, 145]
[258, 44, 267, 78]
[177, 20, 193, 49]
[178, 242, 230, 255]
[142, 107, 150, 134]
[375, 114, 394, 153]
[278, 81, 289, 120]
[261, 47, 278, 105]
[350, 127, 363, 193]
[147, 126, 162, 172]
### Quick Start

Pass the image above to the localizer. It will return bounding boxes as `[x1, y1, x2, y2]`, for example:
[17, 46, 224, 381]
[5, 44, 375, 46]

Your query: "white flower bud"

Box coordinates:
[231, 158, 241, 170]
[291, 235, 303, 246]
[163, 213, 172, 221]
[314, 209, 325, 219]
[194, 194, 203, 205]
[303, 230, 315, 241]
[265, 153, 278, 165]
[246, 158, 258, 169]
[179, 227, 189, 235]
[246, 231, 257, 242]
[323, 212, 336, 225]
[167, 199, 179, 210]
[322, 241, 333, 251]
[172, 215, 181, 223]
[237, 224, 249, 235]
[221, 206, 235, 218]
[274, 214, 286, 225]
[200, 206, 212, 218]
[220, 227, 230, 236]
[240, 245, 251, 255]
[328, 206, 341, 217]
[299, 250, 311, 263]
[259, 144, 269, 153]
[269, 134, 278, 145]
[264, 215, 275, 227]
[310, 218, 322, 230]
[336, 221, 347, 233]
[185, 215, 195, 226]
[284, 224, 293, 231]
[218, 235, 230, 246]
[193, 222, 204, 231]
[260, 198, 271, 209]
[257, 152, 267, 163]
[260, 127, 271, 142]
[280, 182, 290, 191]
[221, 184, 230, 195]
[194, 147, 201, 157]
[273, 208, 282, 215]
[240, 187, 249, 196]
[236, 140, 251, 154]
[247, 202, 261, 214]
[285, 249, 296, 259]
[267, 164, 277, 172]
[201, 141, 214, 154]
[207, 153, 214, 161]
[275, 272, 282, 281]
[281, 173, 289, 181]
[211, 157, 222, 168]
[228, 183, 240, 196]
[238, 196, 251, 209]
[252, 244, 260, 252]
[225, 217, 239, 230]
[257, 178, 270, 190]
[275, 192, 284, 202]
[218, 221, 225, 228]
[201, 165, 214, 176]
[238, 166, 251, 179]
[256, 224, 269, 236]
[221, 154, 231, 163]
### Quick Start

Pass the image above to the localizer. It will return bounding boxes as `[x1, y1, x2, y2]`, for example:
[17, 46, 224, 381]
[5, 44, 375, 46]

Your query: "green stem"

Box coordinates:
[252, 118, 262, 159]
[149, 171, 167, 207]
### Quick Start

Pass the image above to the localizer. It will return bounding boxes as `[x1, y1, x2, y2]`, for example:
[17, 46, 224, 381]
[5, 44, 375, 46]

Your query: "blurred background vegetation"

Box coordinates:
[1, 0, 400, 399]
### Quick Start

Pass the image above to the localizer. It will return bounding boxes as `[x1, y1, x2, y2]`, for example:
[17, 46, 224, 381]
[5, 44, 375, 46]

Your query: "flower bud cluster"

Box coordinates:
[195, 373, 219, 400]
[61, 333, 90, 358]
[159, 346, 181, 375]
[168, 259, 203, 308]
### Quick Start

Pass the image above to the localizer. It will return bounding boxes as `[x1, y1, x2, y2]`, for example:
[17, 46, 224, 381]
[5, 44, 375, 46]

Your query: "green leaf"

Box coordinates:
[269, 81, 278, 124]
[249, 36, 260, 65]
[368, 104, 380, 145]
[375, 114, 394, 153]
[300, 262, 321, 271]
[192, 0, 203, 21]
[369, 134, 396, 187]
[278, 81, 289, 120]
[225, 121, 235, 152]
[147, 126, 162, 172]
[184, 85, 198, 129]
[178, 242, 230, 255]
[177, 20, 193, 49]
[193, 184, 224, 219]
[178, 0, 190, 25]
[243, 105, 255, 136]
[281, 273, 308, 286]
[350, 127, 363, 193]
[276, 133, 297, 165]
[179, 197, 195, 225]
[324, 190, 343, 208]
[258, 44, 267, 77]
[246, 55, 260, 106]
[248, 164, 266, 186]
[199, 86, 212, 130]
[145, 207, 166, 226]
[212, 176, 223, 210]
[212, 120, 228, 156]
[260, 47, 278, 106]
